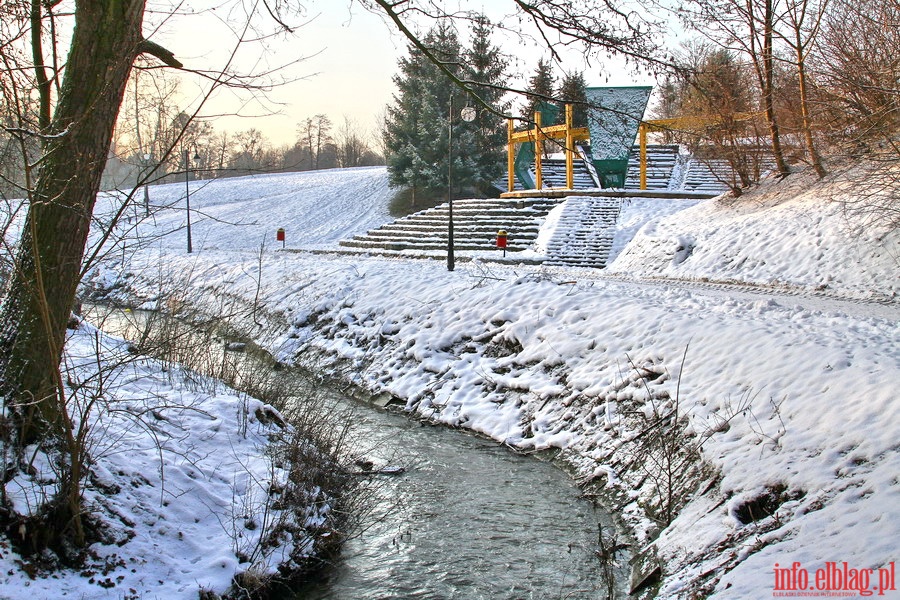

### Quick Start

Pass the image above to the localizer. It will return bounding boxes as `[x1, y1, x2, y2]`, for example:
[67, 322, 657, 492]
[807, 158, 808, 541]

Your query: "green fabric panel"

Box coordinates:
[536, 101, 560, 126]
[591, 158, 630, 188]
[514, 143, 535, 189]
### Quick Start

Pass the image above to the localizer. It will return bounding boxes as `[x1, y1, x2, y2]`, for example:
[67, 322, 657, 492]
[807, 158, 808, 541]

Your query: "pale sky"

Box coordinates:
[156, 1, 656, 148]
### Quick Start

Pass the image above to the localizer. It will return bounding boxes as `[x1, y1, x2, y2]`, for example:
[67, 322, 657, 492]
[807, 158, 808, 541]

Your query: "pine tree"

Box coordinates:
[557, 71, 588, 128]
[383, 22, 474, 203]
[464, 15, 510, 194]
[521, 58, 557, 124]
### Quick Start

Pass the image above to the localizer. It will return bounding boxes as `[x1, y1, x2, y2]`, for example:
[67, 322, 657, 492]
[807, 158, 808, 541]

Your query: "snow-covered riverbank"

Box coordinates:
[3, 164, 897, 598]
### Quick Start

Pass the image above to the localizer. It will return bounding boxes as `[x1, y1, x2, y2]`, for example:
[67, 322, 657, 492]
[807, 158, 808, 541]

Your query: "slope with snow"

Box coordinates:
[606, 168, 899, 301]
[3, 165, 896, 599]
[91, 166, 394, 253]
[97, 231, 897, 598]
[0, 322, 337, 599]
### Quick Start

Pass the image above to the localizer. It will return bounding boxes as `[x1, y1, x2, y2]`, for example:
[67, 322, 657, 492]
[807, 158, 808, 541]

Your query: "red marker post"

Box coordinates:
[496, 230, 508, 257]
[276, 227, 285, 249]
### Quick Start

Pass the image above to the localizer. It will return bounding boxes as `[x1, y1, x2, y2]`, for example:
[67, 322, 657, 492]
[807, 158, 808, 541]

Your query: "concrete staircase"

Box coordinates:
[625, 145, 680, 190]
[537, 157, 597, 189]
[504, 151, 597, 191]
[504, 144, 694, 192]
[542, 196, 622, 268]
[681, 158, 736, 193]
[337, 144, 730, 267]
[339, 198, 561, 254]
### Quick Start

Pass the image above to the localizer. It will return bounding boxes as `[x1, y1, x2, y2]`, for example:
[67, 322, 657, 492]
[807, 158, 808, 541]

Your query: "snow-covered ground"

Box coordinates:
[97, 166, 394, 253]
[3, 164, 898, 598]
[0, 319, 340, 599]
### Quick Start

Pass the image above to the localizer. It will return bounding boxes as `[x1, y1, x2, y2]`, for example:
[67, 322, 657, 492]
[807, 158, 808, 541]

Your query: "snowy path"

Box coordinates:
[556, 269, 899, 321]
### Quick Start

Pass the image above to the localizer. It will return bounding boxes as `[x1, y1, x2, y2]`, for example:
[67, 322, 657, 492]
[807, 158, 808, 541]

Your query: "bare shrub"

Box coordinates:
[80, 299, 392, 595]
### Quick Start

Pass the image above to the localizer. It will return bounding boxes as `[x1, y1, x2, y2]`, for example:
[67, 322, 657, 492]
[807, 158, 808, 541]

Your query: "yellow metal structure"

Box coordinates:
[507, 107, 763, 193]
[637, 113, 761, 189]
[506, 105, 589, 193]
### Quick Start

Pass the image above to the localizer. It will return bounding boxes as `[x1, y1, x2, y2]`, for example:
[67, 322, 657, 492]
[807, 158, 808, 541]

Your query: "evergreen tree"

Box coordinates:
[521, 58, 557, 124]
[383, 22, 476, 203]
[557, 71, 588, 128]
[464, 15, 510, 194]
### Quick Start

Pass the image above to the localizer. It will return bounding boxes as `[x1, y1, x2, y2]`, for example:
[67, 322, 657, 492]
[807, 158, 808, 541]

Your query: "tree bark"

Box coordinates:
[763, 0, 790, 177]
[0, 0, 149, 444]
[794, 29, 827, 177]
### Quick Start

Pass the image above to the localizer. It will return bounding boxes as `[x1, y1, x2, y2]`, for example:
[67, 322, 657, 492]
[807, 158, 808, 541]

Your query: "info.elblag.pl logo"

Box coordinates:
[773, 561, 897, 597]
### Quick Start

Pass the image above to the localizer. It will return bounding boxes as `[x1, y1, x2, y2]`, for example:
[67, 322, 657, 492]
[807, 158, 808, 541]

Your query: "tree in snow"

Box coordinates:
[815, 0, 900, 157]
[383, 22, 477, 203]
[521, 58, 558, 124]
[0, 0, 186, 549]
[0, 0, 313, 554]
[297, 114, 335, 171]
[462, 15, 511, 195]
[676, 43, 767, 191]
[335, 116, 382, 169]
[677, 0, 791, 178]
[557, 71, 589, 129]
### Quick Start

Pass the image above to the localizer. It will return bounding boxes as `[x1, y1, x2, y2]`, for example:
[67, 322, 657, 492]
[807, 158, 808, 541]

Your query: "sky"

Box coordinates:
[154, 0, 657, 147]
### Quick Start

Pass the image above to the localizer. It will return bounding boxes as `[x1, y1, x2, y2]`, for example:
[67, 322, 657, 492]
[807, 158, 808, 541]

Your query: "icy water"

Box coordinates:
[84, 304, 626, 599]
[290, 401, 625, 600]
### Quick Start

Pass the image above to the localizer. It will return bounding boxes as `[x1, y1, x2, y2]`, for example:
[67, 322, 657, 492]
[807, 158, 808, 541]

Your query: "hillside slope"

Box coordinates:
[605, 166, 898, 300]
[62, 163, 900, 599]
[93, 166, 395, 253]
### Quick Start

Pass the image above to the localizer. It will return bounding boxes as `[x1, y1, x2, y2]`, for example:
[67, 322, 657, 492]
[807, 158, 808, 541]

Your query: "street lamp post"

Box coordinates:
[142, 153, 151, 217]
[447, 97, 476, 272]
[184, 147, 200, 253]
[184, 149, 193, 254]
[448, 97, 455, 271]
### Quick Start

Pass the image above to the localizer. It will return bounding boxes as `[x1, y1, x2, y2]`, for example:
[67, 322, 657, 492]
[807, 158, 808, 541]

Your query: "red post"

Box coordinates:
[276, 227, 285, 249]
[496, 230, 508, 257]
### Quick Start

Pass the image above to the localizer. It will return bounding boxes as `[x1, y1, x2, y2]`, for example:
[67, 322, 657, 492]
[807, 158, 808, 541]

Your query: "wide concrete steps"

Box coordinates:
[625, 145, 680, 190]
[681, 158, 737, 193]
[538, 159, 597, 189]
[503, 145, 687, 192]
[543, 196, 622, 268]
[339, 198, 561, 253]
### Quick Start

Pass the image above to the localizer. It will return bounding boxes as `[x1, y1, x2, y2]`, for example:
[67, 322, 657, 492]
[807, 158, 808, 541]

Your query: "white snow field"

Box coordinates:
[2, 163, 897, 599]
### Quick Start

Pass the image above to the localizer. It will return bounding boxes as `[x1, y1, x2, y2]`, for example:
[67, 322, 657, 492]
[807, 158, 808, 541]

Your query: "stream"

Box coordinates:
[291, 400, 625, 600]
[84, 304, 628, 599]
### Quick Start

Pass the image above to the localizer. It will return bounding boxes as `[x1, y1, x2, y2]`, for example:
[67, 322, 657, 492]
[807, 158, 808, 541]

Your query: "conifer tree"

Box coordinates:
[557, 71, 589, 128]
[464, 15, 510, 195]
[384, 23, 476, 202]
[521, 58, 557, 124]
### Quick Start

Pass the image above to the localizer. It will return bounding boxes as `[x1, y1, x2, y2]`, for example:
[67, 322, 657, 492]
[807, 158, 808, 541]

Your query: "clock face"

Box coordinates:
[460, 106, 477, 122]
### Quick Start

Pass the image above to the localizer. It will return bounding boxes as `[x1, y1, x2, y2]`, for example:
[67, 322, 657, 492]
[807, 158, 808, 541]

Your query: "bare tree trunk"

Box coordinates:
[0, 0, 148, 444]
[763, 0, 790, 177]
[789, 2, 828, 178]
[796, 52, 826, 177]
[30, 0, 52, 131]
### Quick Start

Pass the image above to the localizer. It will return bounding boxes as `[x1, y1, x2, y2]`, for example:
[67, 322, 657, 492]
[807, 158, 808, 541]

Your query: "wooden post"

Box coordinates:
[534, 110, 543, 190]
[565, 104, 574, 190]
[639, 122, 648, 190]
[507, 119, 515, 193]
